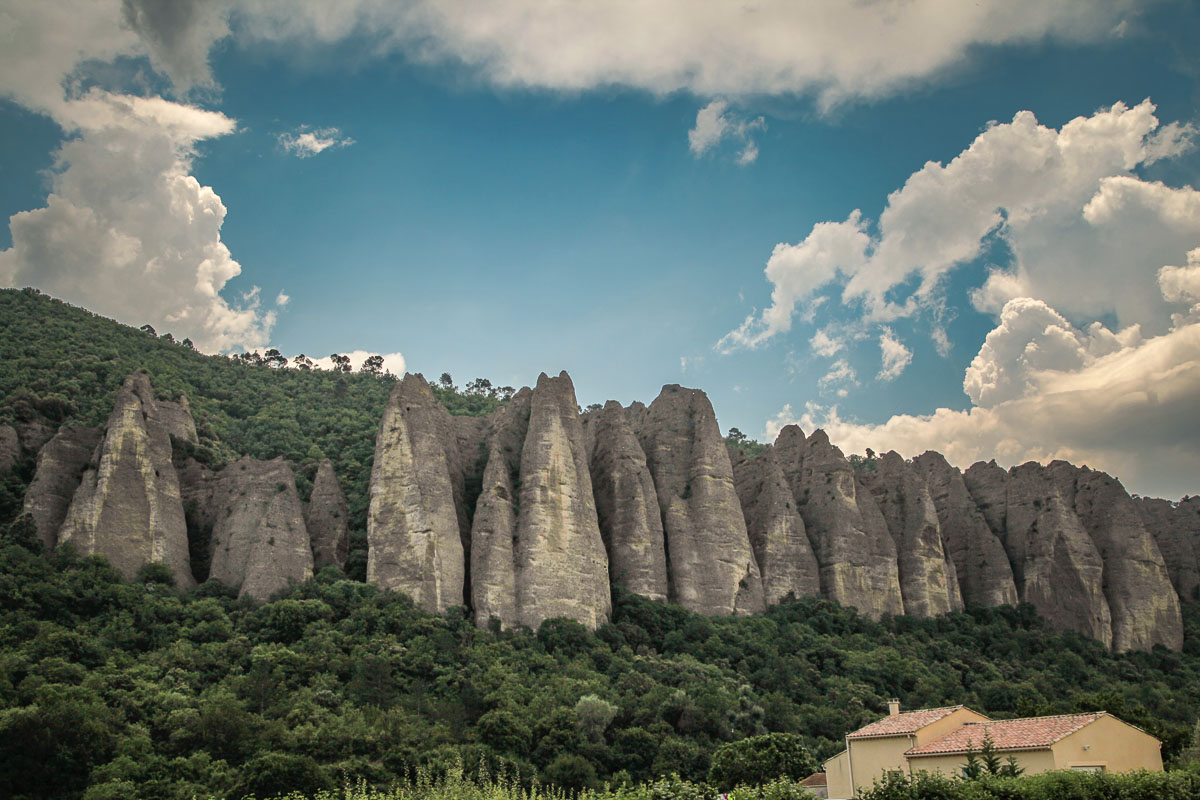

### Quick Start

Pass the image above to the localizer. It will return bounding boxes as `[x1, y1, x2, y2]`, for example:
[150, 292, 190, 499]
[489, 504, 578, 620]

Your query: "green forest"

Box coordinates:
[2, 288, 1199, 800]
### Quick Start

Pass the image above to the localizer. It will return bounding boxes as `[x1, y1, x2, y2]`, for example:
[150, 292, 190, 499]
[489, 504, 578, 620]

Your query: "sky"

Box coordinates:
[1, 1, 1199, 499]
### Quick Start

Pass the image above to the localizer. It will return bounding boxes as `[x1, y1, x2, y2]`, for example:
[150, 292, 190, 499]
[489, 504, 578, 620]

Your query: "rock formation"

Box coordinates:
[58, 373, 195, 587]
[306, 459, 349, 571]
[861, 452, 963, 616]
[1138, 496, 1200, 604]
[983, 462, 1113, 646]
[731, 448, 821, 605]
[588, 401, 668, 602]
[21, 425, 103, 551]
[157, 395, 198, 445]
[911, 452, 1018, 608]
[0, 425, 19, 474]
[639, 385, 764, 616]
[367, 374, 469, 613]
[470, 374, 611, 629]
[1047, 463, 1182, 652]
[772, 426, 904, 619]
[207, 457, 313, 600]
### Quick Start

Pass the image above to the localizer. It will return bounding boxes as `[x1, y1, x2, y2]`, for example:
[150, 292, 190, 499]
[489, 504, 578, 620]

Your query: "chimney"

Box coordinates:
[888, 699, 900, 717]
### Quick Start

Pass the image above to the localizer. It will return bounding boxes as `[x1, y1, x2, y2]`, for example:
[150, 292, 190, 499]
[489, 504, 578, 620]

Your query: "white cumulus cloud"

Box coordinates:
[877, 329, 913, 382]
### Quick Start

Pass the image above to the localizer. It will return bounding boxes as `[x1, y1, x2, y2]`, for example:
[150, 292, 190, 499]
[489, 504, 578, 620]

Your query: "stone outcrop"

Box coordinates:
[639, 385, 764, 616]
[861, 452, 963, 617]
[731, 448, 821, 605]
[1047, 463, 1182, 652]
[589, 401, 668, 602]
[469, 374, 611, 629]
[157, 395, 198, 445]
[306, 459, 349, 571]
[207, 457, 313, 600]
[772, 426, 904, 619]
[16, 418, 56, 455]
[1138, 496, 1200, 604]
[470, 388, 531, 628]
[0, 425, 19, 474]
[21, 425, 103, 551]
[911, 452, 1018, 608]
[988, 462, 1113, 646]
[367, 374, 468, 612]
[58, 373, 195, 587]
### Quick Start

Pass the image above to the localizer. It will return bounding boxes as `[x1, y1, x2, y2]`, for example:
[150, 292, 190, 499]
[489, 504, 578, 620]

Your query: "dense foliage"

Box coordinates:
[1, 524, 1198, 799]
[856, 766, 1200, 800]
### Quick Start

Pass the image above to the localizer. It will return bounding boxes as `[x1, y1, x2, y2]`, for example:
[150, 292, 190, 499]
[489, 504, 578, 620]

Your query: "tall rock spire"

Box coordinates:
[639, 384, 765, 616]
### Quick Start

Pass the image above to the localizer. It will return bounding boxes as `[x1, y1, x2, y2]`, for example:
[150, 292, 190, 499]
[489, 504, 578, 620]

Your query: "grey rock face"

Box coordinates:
[470, 389, 530, 628]
[911, 452, 1018, 608]
[995, 462, 1113, 646]
[16, 418, 56, 455]
[368, 374, 468, 613]
[638, 385, 764, 616]
[861, 452, 963, 616]
[58, 373, 195, 587]
[732, 448, 821, 605]
[0, 425, 19, 474]
[1138, 496, 1200, 604]
[207, 457, 313, 600]
[513, 372, 611, 629]
[157, 395, 198, 445]
[772, 426, 903, 619]
[22, 425, 103, 551]
[963, 461, 1009, 542]
[306, 459, 349, 571]
[1048, 463, 1182, 652]
[589, 401, 668, 602]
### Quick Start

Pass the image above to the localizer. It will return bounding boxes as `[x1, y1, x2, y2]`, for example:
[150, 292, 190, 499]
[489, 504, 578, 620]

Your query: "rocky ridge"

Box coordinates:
[15, 369, 1197, 652]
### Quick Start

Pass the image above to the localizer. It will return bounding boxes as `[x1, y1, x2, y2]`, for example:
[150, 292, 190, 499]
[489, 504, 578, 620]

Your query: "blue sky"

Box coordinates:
[2, 1, 1199, 498]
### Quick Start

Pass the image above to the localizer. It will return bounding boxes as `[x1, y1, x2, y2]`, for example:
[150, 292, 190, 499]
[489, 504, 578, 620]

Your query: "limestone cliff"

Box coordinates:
[911, 452, 1018, 608]
[1047, 462, 1182, 652]
[639, 385, 764, 616]
[589, 401, 668, 602]
[513, 372, 611, 629]
[467, 374, 611, 629]
[989, 462, 1113, 646]
[157, 395, 198, 445]
[207, 457, 313, 600]
[1137, 496, 1200, 604]
[58, 373, 195, 587]
[368, 374, 467, 612]
[861, 452, 963, 616]
[306, 459, 349, 571]
[772, 426, 903, 619]
[731, 448, 821, 605]
[22, 425, 103, 551]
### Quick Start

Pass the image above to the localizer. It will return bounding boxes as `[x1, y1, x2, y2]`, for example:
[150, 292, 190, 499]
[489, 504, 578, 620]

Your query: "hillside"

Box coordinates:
[2, 288, 1199, 799]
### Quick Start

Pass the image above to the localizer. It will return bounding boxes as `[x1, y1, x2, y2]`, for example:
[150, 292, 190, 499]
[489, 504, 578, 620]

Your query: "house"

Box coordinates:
[823, 701, 1163, 799]
[799, 772, 828, 798]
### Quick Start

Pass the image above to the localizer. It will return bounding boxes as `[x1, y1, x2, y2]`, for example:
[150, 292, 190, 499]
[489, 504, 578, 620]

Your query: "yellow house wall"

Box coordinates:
[906, 748, 1057, 779]
[824, 750, 851, 800]
[846, 735, 913, 795]
[1050, 715, 1163, 773]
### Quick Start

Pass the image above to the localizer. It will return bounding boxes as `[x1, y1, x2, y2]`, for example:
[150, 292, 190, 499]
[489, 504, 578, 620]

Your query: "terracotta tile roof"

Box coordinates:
[847, 706, 969, 739]
[905, 713, 1104, 757]
[800, 773, 827, 787]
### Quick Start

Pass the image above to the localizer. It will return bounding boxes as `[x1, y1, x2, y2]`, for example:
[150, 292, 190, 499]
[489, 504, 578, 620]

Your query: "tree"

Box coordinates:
[160, 332, 175, 343]
[292, 353, 314, 370]
[707, 732, 818, 790]
[466, 377, 493, 396]
[181, 337, 196, 350]
[139, 324, 156, 336]
[263, 348, 287, 369]
[361, 354, 384, 375]
[575, 694, 618, 742]
[439, 372, 453, 388]
[329, 353, 351, 373]
[727, 427, 747, 443]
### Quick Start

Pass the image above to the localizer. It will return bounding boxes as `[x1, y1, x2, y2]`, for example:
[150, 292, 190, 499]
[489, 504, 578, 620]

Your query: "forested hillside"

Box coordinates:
[2, 288, 1199, 800]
